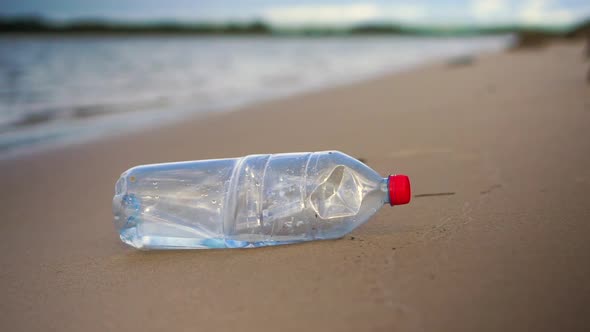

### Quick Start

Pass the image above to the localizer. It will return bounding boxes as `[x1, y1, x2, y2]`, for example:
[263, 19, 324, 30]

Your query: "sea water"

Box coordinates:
[0, 35, 513, 157]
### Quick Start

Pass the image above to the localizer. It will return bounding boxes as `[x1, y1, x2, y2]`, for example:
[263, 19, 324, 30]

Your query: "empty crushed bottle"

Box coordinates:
[113, 151, 411, 249]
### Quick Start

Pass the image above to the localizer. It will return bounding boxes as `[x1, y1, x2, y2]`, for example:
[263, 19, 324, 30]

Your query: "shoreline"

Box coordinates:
[1, 41, 589, 331]
[0, 35, 513, 160]
[0, 59, 457, 161]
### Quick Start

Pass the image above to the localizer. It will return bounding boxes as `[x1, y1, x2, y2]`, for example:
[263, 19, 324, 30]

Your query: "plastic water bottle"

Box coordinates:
[113, 151, 410, 249]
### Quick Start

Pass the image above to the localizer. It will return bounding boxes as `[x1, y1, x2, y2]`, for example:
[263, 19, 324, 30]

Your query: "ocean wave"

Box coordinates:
[0, 35, 513, 157]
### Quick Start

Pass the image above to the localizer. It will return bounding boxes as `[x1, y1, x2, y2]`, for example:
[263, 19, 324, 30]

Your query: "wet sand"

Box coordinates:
[1, 42, 589, 331]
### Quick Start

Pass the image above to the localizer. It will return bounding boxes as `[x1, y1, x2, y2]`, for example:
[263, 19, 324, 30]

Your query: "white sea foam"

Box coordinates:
[0, 35, 513, 158]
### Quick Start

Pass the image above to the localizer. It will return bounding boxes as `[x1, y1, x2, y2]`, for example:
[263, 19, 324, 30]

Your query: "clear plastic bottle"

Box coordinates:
[113, 151, 410, 249]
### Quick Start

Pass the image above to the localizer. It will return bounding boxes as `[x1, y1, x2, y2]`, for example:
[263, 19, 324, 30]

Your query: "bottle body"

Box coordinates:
[113, 151, 393, 249]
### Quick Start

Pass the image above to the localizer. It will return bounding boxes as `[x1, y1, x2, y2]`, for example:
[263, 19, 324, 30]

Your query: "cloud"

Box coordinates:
[380, 4, 427, 22]
[261, 1, 586, 27]
[262, 3, 426, 26]
[519, 0, 574, 25]
[471, 0, 509, 20]
[469, 0, 586, 26]
[262, 3, 378, 26]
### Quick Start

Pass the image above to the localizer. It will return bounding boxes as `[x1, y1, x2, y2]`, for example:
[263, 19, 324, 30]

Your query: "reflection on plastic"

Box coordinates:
[113, 151, 409, 249]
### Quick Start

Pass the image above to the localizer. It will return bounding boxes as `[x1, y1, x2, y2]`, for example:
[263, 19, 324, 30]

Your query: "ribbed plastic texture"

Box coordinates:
[113, 151, 410, 249]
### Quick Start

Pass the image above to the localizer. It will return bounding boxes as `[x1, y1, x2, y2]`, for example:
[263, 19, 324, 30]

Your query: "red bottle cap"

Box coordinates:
[388, 175, 411, 206]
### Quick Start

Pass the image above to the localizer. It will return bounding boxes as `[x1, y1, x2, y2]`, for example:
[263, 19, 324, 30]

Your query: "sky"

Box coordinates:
[1, 0, 589, 27]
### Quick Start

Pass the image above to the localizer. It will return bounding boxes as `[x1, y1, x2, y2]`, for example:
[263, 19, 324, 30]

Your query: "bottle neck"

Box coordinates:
[381, 178, 390, 205]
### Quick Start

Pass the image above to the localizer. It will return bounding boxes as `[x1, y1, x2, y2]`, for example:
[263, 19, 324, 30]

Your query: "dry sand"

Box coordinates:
[1, 42, 589, 332]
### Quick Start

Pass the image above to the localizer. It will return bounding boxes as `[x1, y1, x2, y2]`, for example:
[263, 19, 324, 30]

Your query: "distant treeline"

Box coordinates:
[0, 16, 271, 35]
[0, 15, 589, 38]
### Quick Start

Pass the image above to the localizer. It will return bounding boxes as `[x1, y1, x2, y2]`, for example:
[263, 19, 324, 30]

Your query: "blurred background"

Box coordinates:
[0, 0, 588, 158]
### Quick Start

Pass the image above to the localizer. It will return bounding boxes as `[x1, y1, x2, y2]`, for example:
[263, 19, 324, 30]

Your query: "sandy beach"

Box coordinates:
[1, 41, 589, 331]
